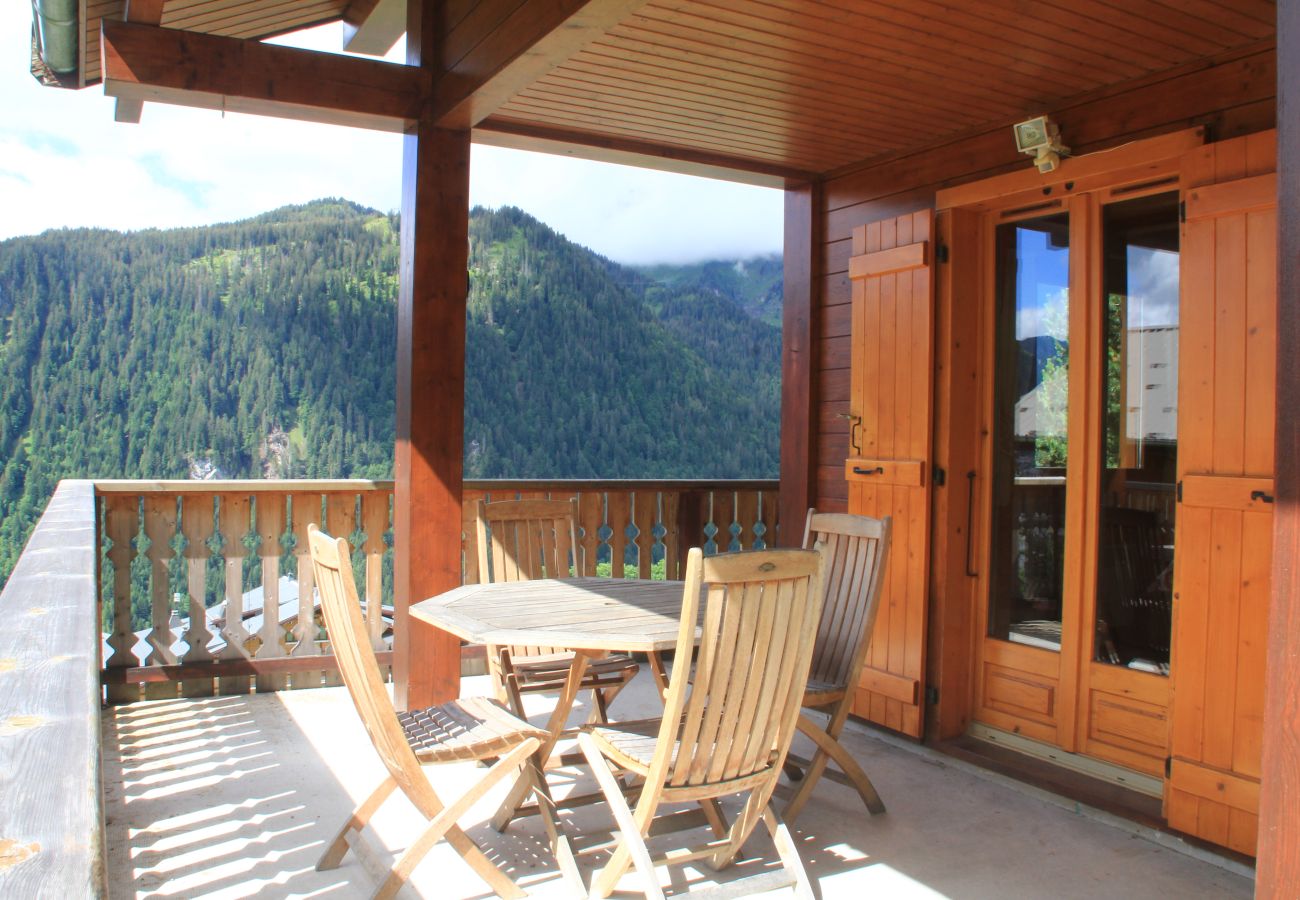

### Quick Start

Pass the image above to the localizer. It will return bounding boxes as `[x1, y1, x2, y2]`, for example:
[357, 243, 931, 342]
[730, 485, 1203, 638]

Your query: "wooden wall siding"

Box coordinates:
[1166, 131, 1277, 857]
[812, 46, 1276, 519]
[844, 209, 933, 738]
[489, 1, 1272, 176]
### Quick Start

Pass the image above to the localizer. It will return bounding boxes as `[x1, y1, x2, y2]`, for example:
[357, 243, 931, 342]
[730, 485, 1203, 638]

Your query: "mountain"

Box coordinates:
[635, 255, 783, 327]
[0, 200, 781, 584]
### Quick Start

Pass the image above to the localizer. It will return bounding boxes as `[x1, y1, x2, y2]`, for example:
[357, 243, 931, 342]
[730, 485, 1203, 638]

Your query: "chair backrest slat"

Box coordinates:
[476, 499, 581, 657]
[657, 548, 825, 790]
[307, 525, 440, 814]
[802, 510, 892, 691]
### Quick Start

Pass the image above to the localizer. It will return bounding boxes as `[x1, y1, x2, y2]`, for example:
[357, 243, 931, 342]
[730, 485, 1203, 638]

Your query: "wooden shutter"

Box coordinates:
[1167, 134, 1276, 857]
[844, 210, 935, 738]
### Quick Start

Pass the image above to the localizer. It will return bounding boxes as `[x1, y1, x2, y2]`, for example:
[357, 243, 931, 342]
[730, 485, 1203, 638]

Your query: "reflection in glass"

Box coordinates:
[1095, 193, 1179, 674]
[988, 213, 1070, 650]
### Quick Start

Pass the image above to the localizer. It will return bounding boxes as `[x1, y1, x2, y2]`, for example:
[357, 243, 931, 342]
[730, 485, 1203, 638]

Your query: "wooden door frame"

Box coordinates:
[928, 130, 1199, 745]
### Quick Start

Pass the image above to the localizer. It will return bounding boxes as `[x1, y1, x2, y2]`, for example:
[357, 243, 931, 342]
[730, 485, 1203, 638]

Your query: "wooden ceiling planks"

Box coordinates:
[75, 0, 1273, 179]
[497, 0, 1274, 175]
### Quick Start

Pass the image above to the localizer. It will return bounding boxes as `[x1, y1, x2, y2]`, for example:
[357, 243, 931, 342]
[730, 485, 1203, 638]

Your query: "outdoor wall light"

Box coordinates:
[1013, 115, 1070, 174]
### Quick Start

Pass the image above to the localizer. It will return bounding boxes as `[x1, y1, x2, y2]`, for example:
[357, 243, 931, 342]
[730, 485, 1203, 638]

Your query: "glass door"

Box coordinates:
[974, 188, 1180, 776]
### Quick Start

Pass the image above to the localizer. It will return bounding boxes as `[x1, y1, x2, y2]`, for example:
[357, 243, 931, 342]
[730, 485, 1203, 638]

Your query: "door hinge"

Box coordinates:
[936, 243, 950, 264]
[1165, 756, 1173, 778]
[1176, 480, 1183, 502]
[933, 466, 946, 487]
[925, 686, 940, 706]
[1179, 200, 1187, 223]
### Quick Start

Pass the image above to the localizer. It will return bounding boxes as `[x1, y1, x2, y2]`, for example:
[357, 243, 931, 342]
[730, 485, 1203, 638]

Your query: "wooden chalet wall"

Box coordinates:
[803, 44, 1276, 737]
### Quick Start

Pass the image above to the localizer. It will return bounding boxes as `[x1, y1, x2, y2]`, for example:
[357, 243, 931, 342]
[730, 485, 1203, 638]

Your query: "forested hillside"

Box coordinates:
[0, 200, 780, 583]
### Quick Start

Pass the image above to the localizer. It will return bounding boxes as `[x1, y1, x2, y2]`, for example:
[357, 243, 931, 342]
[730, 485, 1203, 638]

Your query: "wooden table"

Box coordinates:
[410, 577, 696, 873]
[411, 576, 692, 653]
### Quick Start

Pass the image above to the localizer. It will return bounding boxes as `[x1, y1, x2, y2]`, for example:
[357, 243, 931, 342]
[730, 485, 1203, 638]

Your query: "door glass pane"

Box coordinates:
[1094, 192, 1179, 674]
[988, 213, 1070, 650]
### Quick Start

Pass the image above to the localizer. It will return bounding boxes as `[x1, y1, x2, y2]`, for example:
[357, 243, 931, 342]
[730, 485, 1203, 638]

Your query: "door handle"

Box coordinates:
[838, 413, 863, 455]
[852, 466, 884, 476]
[1251, 490, 1275, 504]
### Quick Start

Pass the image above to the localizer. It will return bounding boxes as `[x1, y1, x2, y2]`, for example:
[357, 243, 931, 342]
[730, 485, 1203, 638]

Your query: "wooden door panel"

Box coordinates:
[1168, 132, 1277, 857]
[846, 209, 934, 738]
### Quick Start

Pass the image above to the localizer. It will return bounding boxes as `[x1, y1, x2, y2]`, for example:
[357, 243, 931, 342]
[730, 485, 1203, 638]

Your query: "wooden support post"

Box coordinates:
[778, 182, 820, 546]
[1258, 3, 1300, 893]
[392, 0, 470, 711]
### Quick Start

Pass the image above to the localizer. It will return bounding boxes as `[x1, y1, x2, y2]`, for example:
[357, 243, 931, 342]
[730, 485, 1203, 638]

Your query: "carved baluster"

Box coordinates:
[290, 493, 324, 691]
[735, 491, 759, 551]
[462, 488, 484, 584]
[254, 494, 288, 692]
[218, 493, 253, 695]
[634, 490, 656, 579]
[324, 493, 359, 686]
[607, 490, 630, 578]
[760, 489, 780, 549]
[142, 495, 179, 700]
[661, 490, 681, 580]
[179, 494, 216, 698]
[578, 492, 602, 576]
[362, 491, 389, 651]
[103, 495, 140, 704]
[288, 492, 323, 691]
[712, 489, 735, 554]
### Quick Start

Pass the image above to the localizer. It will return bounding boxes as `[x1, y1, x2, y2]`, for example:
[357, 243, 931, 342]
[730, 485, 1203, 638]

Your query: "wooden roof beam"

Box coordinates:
[342, 0, 406, 57]
[113, 0, 165, 124]
[100, 20, 427, 132]
[432, 0, 647, 130]
[473, 116, 817, 188]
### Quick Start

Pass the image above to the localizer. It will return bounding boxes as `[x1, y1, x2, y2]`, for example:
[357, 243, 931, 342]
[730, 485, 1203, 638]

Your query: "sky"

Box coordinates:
[0, 12, 782, 265]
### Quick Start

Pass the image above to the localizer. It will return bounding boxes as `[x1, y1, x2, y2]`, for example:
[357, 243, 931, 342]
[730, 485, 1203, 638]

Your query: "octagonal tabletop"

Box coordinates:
[410, 577, 702, 654]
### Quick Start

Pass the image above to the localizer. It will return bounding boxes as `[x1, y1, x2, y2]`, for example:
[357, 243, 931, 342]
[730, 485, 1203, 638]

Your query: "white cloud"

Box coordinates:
[0, 12, 781, 264]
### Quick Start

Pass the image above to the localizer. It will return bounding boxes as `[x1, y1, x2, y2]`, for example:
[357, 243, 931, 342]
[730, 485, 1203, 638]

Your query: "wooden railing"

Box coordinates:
[0, 481, 107, 896]
[93, 479, 779, 701]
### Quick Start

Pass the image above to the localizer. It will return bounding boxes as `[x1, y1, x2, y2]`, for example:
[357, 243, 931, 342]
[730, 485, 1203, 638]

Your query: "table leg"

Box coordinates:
[492, 650, 592, 832]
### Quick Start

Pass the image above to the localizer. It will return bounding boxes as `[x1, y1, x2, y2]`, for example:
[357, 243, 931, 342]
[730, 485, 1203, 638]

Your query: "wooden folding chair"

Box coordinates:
[782, 509, 892, 823]
[308, 524, 564, 900]
[476, 499, 640, 722]
[578, 547, 826, 900]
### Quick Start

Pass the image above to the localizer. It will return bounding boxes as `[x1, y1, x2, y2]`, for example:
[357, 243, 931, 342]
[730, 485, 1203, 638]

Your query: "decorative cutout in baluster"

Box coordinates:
[103, 494, 141, 703]
[714, 489, 737, 554]
[661, 491, 681, 580]
[325, 493, 359, 686]
[760, 489, 779, 548]
[142, 495, 179, 700]
[179, 494, 216, 698]
[361, 492, 389, 653]
[254, 494, 289, 692]
[633, 490, 656, 579]
[217, 493, 254, 696]
[577, 492, 602, 576]
[606, 491, 630, 578]
[735, 491, 759, 551]
[290, 493, 325, 688]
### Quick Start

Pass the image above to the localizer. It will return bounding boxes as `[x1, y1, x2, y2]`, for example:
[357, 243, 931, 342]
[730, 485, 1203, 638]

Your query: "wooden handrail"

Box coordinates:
[0, 480, 107, 896]
[92, 478, 779, 493]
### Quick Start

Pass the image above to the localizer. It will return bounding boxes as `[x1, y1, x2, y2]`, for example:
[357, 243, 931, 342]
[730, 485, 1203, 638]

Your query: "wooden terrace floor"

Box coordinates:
[102, 672, 1253, 899]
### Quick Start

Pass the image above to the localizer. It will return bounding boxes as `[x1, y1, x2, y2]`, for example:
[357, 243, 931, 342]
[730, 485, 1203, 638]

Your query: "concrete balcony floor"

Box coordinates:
[103, 671, 1253, 899]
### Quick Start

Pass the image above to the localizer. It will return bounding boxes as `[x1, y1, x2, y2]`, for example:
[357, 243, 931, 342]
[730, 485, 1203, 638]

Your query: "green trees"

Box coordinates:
[0, 200, 781, 587]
